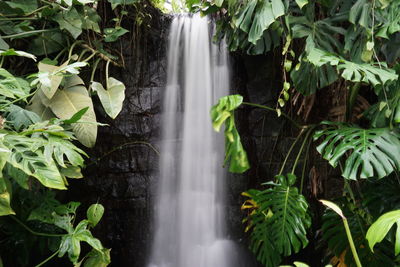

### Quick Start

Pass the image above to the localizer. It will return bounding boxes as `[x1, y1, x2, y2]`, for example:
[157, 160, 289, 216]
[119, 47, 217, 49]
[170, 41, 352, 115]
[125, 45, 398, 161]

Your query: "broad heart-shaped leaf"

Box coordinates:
[49, 76, 97, 147]
[314, 122, 400, 180]
[3, 134, 66, 189]
[367, 210, 400, 256]
[5, 105, 40, 131]
[91, 77, 126, 119]
[36, 61, 68, 99]
[243, 174, 311, 266]
[87, 204, 104, 227]
[211, 95, 249, 173]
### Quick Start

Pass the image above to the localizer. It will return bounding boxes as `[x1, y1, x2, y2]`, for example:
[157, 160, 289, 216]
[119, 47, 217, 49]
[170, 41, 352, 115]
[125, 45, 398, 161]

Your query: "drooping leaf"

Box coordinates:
[0, 48, 36, 61]
[314, 122, 400, 180]
[349, 0, 371, 28]
[87, 204, 104, 227]
[91, 77, 126, 119]
[211, 95, 249, 173]
[367, 210, 400, 256]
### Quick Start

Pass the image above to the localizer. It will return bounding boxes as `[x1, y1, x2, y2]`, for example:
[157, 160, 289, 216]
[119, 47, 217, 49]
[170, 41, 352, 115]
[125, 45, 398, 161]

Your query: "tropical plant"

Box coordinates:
[0, 0, 162, 265]
[199, 0, 400, 266]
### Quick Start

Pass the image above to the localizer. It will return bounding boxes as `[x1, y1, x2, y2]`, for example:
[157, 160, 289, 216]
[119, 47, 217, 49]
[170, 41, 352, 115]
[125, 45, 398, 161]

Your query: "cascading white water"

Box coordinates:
[148, 14, 238, 267]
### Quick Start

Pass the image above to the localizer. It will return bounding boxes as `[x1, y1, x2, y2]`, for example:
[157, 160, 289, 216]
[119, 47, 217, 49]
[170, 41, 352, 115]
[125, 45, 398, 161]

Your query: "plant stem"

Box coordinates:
[278, 129, 305, 175]
[90, 58, 101, 84]
[35, 249, 60, 267]
[1, 29, 56, 39]
[291, 125, 316, 174]
[87, 141, 160, 167]
[0, 91, 35, 110]
[343, 218, 362, 267]
[11, 216, 64, 237]
[242, 101, 302, 129]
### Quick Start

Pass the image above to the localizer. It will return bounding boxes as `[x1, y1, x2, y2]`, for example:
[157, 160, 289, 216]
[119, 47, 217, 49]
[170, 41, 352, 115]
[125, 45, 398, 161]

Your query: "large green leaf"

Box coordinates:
[307, 48, 398, 89]
[314, 122, 400, 180]
[5, 105, 41, 131]
[349, 0, 371, 28]
[91, 77, 126, 119]
[211, 94, 249, 173]
[49, 76, 97, 147]
[367, 210, 400, 256]
[243, 174, 311, 266]
[3, 134, 66, 189]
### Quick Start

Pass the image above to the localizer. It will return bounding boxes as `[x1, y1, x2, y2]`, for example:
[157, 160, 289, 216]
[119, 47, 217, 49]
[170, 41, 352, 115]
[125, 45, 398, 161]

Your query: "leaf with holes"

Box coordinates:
[314, 122, 400, 180]
[211, 95, 249, 173]
[243, 174, 311, 266]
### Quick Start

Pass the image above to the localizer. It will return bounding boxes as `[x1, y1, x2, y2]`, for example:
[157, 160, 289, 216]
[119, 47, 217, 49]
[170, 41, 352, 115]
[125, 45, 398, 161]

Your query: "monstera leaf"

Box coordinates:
[243, 174, 311, 266]
[211, 94, 249, 173]
[314, 122, 400, 180]
[234, 0, 285, 44]
[3, 134, 66, 190]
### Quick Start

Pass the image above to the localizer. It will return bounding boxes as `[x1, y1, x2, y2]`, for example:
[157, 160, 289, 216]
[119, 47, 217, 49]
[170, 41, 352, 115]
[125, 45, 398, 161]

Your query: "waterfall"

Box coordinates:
[148, 14, 238, 267]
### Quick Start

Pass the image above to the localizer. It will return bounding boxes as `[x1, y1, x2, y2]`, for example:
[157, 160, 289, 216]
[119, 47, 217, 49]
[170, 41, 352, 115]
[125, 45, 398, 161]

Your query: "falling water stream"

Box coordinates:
[148, 14, 238, 267]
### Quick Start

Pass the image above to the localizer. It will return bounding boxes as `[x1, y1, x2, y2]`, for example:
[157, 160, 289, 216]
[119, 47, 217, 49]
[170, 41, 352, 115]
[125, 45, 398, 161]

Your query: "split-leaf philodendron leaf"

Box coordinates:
[211, 94, 250, 173]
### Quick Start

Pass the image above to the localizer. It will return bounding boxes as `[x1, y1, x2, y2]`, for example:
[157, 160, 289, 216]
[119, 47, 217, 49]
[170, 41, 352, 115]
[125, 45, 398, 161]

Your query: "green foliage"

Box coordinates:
[92, 77, 126, 119]
[211, 94, 249, 173]
[314, 122, 400, 180]
[0, 0, 149, 265]
[367, 210, 400, 256]
[242, 174, 311, 266]
[198, 1, 400, 266]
